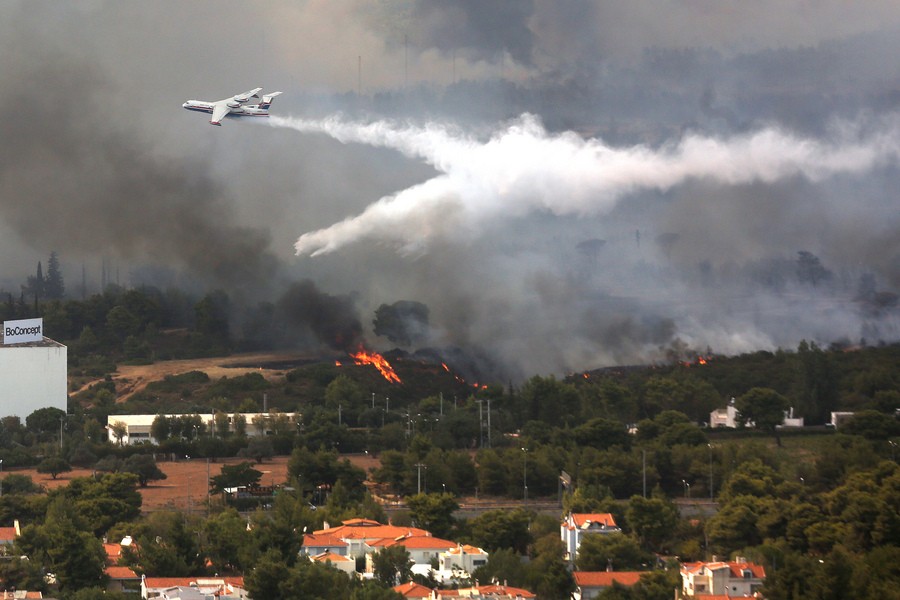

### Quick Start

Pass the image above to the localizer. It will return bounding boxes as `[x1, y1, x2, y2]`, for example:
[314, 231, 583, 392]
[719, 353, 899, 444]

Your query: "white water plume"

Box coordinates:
[269, 113, 900, 257]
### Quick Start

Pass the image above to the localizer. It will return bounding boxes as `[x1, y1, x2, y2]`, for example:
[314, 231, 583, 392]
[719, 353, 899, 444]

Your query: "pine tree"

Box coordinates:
[45, 251, 65, 300]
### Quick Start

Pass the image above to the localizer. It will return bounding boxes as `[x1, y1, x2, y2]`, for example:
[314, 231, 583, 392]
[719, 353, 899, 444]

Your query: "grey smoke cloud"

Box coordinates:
[1, 1, 899, 379]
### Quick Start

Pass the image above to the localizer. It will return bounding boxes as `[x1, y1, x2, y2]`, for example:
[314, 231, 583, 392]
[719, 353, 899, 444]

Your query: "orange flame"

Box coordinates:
[350, 347, 402, 384]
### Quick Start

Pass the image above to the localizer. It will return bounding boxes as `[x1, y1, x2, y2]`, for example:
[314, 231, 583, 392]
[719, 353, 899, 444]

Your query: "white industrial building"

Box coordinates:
[0, 328, 67, 421]
[106, 412, 301, 445]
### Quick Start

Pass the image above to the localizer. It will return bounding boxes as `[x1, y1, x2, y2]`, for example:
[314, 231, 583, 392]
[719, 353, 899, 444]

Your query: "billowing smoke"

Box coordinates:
[275, 280, 363, 352]
[273, 114, 900, 256]
[268, 113, 900, 379]
[0, 7, 280, 294]
[3, 2, 900, 381]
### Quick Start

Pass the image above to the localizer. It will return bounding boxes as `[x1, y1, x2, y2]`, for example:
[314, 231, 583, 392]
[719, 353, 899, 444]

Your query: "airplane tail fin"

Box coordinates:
[259, 91, 283, 109]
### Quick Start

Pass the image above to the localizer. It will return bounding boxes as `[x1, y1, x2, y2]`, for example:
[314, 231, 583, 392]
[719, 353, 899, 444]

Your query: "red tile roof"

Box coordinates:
[143, 576, 245, 589]
[315, 522, 430, 541]
[393, 581, 434, 598]
[303, 532, 349, 548]
[475, 584, 536, 598]
[574, 571, 645, 587]
[568, 513, 618, 528]
[681, 561, 765, 579]
[105, 565, 139, 580]
[0, 527, 18, 542]
[372, 535, 457, 550]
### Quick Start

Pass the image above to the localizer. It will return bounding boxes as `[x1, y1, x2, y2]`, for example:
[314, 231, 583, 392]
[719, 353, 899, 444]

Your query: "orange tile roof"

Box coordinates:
[143, 576, 245, 589]
[569, 513, 618, 528]
[574, 571, 644, 587]
[393, 581, 434, 598]
[373, 535, 457, 550]
[444, 544, 486, 555]
[315, 522, 430, 541]
[476, 584, 536, 598]
[681, 561, 765, 579]
[311, 551, 354, 563]
[0, 527, 18, 542]
[303, 533, 349, 548]
[105, 565, 139, 579]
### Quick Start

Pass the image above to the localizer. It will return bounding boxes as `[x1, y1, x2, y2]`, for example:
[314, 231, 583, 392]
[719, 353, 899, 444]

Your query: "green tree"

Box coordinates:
[210, 462, 262, 493]
[405, 493, 459, 539]
[244, 549, 290, 600]
[372, 545, 413, 586]
[472, 547, 528, 588]
[735, 387, 790, 445]
[17, 499, 107, 592]
[625, 495, 679, 551]
[37, 456, 71, 480]
[240, 437, 275, 463]
[203, 508, 256, 573]
[121, 454, 167, 487]
[526, 534, 575, 600]
[25, 406, 66, 435]
[466, 509, 531, 554]
[45, 251, 65, 300]
[575, 533, 653, 571]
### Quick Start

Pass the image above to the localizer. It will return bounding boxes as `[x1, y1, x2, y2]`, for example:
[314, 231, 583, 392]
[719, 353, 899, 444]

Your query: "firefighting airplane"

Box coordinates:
[182, 87, 282, 126]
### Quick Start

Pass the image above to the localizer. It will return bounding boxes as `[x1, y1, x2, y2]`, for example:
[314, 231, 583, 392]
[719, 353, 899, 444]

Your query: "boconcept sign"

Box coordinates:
[3, 318, 43, 344]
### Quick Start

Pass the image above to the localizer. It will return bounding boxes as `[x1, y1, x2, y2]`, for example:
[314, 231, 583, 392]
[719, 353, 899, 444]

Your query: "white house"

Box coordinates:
[365, 535, 457, 573]
[710, 400, 739, 428]
[0, 334, 67, 421]
[309, 551, 357, 576]
[681, 558, 765, 597]
[438, 544, 489, 576]
[311, 519, 430, 559]
[561, 513, 622, 563]
[141, 576, 249, 599]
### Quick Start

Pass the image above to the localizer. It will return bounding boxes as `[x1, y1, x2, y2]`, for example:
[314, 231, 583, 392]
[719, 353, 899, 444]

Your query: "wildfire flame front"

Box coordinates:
[350, 347, 402, 384]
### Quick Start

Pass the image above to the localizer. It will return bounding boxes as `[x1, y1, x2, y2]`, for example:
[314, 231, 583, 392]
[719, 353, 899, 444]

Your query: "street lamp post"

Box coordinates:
[708, 443, 714, 499]
[890, 440, 897, 462]
[521, 447, 528, 505]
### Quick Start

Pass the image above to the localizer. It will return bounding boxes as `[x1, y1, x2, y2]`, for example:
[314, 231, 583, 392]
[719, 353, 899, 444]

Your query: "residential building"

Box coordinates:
[313, 518, 429, 559]
[141, 576, 248, 599]
[366, 535, 457, 573]
[393, 581, 434, 598]
[680, 558, 765, 597]
[561, 513, 622, 563]
[709, 401, 739, 428]
[437, 544, 489, 576]
[573, 571, 646, 600]
[394, 583, 536, 599]
[0, 520, 21, 551]
[300, 532, 350, 557]
[309, 551, 357, 576]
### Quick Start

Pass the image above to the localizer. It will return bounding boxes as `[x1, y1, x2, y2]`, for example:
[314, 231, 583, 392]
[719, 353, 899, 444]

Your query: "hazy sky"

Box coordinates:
[2, 1, 899, 378]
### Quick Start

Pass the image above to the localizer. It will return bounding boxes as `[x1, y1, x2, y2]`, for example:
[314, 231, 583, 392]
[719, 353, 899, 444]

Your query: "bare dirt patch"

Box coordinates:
[74, 351, 323, 401]
[12, 453, 381, 514]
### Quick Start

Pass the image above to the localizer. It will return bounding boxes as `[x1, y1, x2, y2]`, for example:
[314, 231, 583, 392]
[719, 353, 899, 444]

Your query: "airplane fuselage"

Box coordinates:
[181, 101, 273, 124]
[182, 88, 282, 125]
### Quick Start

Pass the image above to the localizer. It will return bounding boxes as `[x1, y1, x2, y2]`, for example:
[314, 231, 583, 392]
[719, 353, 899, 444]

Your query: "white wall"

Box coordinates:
[0, 343, 67, 420]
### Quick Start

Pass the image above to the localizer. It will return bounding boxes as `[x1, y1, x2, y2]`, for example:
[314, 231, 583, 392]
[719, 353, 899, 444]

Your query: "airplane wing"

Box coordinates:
[233, 87, 263, 103]
[210, 101, 231, 125]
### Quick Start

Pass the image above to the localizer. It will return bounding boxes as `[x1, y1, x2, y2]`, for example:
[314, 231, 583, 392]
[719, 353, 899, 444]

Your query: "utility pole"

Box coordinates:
[415, 463, 425, 494]
[486, 398, 492, 448]
[642, 448, 647, 498]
